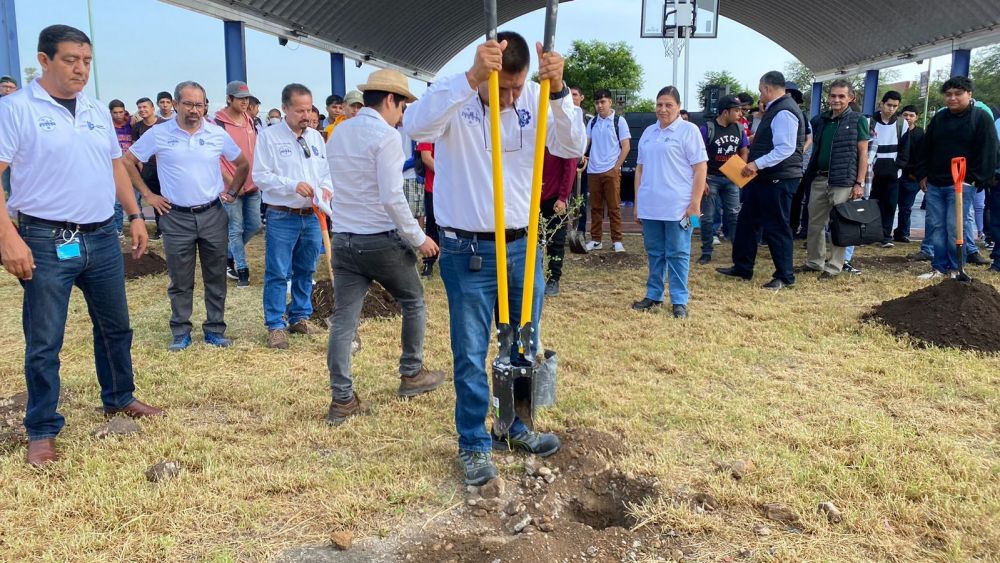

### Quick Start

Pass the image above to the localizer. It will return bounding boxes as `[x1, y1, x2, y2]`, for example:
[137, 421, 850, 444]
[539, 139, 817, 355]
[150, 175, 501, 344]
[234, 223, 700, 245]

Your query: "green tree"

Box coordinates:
[561, 40, 643, 115]
[783, 60, 815, 108]
[625, 98, 655, 112]
[970, 44, 1000, 108]
[23, 67, 38, 83]
[694, 70, 744, 110]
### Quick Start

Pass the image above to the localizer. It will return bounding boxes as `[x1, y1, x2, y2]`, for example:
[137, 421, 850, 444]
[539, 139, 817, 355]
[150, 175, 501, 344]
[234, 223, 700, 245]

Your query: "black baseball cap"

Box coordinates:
[717, 95, 743, 111]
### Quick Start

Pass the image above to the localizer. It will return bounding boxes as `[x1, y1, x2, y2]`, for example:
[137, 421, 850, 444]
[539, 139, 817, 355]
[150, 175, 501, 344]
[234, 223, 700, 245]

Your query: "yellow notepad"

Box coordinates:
[720, 155, 756, 188]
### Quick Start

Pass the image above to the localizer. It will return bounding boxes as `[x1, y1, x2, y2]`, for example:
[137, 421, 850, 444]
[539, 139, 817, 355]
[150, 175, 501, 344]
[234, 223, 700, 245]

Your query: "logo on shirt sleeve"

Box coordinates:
[312, 145, 319, 156]
[38, 116, 57, 131]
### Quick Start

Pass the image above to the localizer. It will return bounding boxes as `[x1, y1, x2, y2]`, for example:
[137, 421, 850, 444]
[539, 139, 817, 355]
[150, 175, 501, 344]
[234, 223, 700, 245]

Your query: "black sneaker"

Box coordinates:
[906, 250, 932, 262]
[893, 235, 912, 243]
[716, 267, 752, 280]
[420, 261, 434, 278]
[150, 231, 162, 241]
[236, 268, 250, 288]
[226, 259, 238, 280]
[967, 252, 990, 266]
[458, 450, 498, 486]
[491, 430, 561, 457]
[762, 278, 793, 290]
[631, 297, 662, 311]
[544, 279, 560, 297]
[696, 255, 711, 265]
[842, 262, 862, 275]
[672, 304, 688, 319]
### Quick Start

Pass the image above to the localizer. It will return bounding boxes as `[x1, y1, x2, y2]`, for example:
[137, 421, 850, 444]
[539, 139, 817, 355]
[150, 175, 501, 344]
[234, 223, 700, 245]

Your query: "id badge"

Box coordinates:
[56, 240, 81, 260]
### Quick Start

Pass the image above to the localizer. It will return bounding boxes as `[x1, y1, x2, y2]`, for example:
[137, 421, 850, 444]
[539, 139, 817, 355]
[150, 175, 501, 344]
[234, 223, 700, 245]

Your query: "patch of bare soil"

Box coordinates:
[310, 280, 402, 326]
[123, 251, 168, 279]
[0, 391, 27, 447]
[570, 251, 647, 270]
[848, 254, 923, 274]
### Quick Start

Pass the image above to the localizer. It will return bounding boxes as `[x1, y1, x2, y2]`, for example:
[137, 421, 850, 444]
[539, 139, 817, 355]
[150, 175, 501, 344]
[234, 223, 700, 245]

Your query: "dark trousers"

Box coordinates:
[18, 221, 136, 439]
[731, 176, 798, 284]
[895, 177, 921, 239]
[423, 190, 438, 265]
[789, 176, 811, 235]
[577, 171, 589, 233]
[870, 174, 899, 242]
[990, 182, 1000, 264]
[541, 196, 568, 282]
[159, 203, 229, 337]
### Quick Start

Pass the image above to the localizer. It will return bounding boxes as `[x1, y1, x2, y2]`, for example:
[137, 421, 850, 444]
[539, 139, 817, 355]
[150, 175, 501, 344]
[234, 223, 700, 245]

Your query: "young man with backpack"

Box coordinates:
[868, 90, 909, 248]
[585, 89, 631, 252]
[696, 95, 748, 264]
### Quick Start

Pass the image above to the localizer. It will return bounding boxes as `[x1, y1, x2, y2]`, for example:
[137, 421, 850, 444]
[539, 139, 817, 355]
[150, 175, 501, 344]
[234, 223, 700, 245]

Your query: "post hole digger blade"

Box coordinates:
[567, 169, 588, 254]
[952, 157, 971, 282]
[489, 0, 560, 437]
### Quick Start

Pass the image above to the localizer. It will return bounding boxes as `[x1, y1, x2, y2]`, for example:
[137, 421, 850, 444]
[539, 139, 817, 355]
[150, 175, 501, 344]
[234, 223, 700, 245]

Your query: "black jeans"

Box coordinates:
[870, 174, 899, 242]
[576, 171, 589, 233]
[789, 176, 811, 235]
[541, 197, 568, 282]
[895, 177, 921, 239]
[423, 190, 438, 265]
[732, 176, 798, 284]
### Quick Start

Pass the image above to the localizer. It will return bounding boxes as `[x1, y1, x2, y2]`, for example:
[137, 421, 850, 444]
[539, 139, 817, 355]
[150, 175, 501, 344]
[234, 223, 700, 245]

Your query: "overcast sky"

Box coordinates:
[12, 0, 952, 113]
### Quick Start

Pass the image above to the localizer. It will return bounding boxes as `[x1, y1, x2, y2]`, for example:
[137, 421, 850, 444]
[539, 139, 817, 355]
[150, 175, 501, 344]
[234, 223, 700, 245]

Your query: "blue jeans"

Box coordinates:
[263, 208, 322, 330]
[642, 219, 692, 305]
[439, 233, 543, 453]
[112, 189, 144, 234]
[920, 190, 980, 260]
[18, 221, 137, 440]
[926, 183, 975, 273]
[700, 175, 740, 256]
[224, 191, 263, 269]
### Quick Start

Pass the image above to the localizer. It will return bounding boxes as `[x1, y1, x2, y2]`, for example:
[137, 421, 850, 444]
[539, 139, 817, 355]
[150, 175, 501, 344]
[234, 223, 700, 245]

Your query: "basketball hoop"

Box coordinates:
[662, 37, 683, 58]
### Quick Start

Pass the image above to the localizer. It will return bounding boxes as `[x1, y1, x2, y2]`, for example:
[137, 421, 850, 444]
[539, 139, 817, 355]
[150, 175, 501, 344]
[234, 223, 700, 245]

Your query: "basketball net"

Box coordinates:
[662, 37, 684, 58]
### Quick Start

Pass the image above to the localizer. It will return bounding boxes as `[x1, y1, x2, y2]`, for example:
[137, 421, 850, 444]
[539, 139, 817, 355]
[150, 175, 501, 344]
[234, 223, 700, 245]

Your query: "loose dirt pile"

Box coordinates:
[866, 278, 1000, 353]
[570, 251, 646, 270]
[123, 251, 168, 279]
[310, 280, 402, 326]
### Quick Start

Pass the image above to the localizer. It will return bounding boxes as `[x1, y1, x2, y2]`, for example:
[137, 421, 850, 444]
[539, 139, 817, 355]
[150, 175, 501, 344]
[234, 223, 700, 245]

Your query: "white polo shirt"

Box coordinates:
[0, 79, 121, 223]
[254, 119, 332, 209]
[586, 110, 631, 174]
[129, 118, 241, 207]
[402, 73, 587, 231]
[635, 117, 707, 222]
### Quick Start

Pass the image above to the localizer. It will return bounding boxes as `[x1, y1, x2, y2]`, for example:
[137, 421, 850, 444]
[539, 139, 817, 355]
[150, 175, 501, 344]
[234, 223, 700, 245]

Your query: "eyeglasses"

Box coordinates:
[295, 136, 311, 159]
[179, 101, 207, 111]
[479, 99, 524, 153]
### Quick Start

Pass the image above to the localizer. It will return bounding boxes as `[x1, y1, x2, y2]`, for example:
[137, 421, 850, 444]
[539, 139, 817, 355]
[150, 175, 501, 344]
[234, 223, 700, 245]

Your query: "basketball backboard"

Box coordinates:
[640, 0, 719, 39]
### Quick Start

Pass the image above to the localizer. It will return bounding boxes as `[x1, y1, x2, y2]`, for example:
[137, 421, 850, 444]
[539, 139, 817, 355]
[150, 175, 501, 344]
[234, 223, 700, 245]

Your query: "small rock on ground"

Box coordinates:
[330, 530, 353, 551]
[145, 460, 181, 483]
[92, 417, 141, 439]
[818, 501, 843, 523]
[763, 503, 800, 524]
[480, 477, 505, 499]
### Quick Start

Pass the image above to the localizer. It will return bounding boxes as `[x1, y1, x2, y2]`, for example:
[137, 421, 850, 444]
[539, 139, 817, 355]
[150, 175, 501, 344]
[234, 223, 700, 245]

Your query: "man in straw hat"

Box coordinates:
[322, 68, 445, 427]
[403, 31, 587, 485]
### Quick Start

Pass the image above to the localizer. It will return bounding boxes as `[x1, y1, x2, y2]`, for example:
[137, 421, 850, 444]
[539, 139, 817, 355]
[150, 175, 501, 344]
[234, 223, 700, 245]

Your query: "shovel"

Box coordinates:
[567, 169, 588, 254]
[492, 0, 560, 437]
[951, 157, 971, 282]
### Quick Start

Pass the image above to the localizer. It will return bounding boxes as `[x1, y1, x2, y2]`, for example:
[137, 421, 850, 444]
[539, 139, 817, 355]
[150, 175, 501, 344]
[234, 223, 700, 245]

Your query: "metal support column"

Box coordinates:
[810, 81, 822, 118]
[330, 53, 346, 98]
[951, 48, 971, 78]
[223, 20, 247, 84]
[862, 69, 879, 116]
[0, 0, 20, 83]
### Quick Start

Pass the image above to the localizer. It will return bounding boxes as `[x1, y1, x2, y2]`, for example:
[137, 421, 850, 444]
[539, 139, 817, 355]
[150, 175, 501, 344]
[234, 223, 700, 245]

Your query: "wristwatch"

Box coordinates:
[126, 213, 143, 222]
[853, 181, 863, 187]
[549, 84, 570, 100]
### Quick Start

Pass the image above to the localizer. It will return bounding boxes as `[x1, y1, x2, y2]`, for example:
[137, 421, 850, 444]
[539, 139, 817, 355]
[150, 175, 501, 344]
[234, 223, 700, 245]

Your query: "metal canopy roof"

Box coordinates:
[162, 0, 1000, 83]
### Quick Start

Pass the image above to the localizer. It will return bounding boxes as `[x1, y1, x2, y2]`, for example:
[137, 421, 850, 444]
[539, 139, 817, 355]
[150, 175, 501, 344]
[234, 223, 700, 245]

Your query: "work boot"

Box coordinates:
[236, 268, 250, 288]
[458, 450, 498, 486]
[104, 399, 166, 418]
[631, 297, 662, 311]
[492, 429, 561, 457]
[907, 250, 932, 262]
[267, 329, 289, 349]
[397, 368, 446, 398]
[325, 393, 369, 426]
[27, 438, 58, 467]
[288, 319, 322, 335]
[672, 304, 688, 319]
[967, 252, 990, 265]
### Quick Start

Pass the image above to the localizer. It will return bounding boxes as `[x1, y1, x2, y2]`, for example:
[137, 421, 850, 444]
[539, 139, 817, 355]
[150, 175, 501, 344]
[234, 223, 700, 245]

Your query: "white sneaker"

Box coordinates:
[613, 242, 626, 253]
[585, 241, 603, 251]
[917, 270, 946, 280]
[712, 236, 721, 246]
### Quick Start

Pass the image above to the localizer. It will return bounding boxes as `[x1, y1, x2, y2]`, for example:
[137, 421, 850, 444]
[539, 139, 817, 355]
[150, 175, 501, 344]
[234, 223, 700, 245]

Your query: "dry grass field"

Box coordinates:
[0, 233, 997, 562]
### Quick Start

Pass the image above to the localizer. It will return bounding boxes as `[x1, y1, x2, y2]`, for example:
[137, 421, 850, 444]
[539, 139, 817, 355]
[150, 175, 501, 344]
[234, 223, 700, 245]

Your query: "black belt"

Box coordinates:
[267, 204, 314, 216]
[171, 198, 221, 213]
[443, 227, 528, 242]
[332, 230, 397, 237]
[18, 213, 113, 233]
[816, 170, 830, 177]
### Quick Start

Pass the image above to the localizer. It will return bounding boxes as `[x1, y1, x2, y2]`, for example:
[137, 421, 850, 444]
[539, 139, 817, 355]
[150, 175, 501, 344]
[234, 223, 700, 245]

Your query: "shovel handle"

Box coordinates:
[313, 205, 335, 281]
[951, 156, 966, 190]
[952, 157, 967, 245]
[483, 0, 509, 325]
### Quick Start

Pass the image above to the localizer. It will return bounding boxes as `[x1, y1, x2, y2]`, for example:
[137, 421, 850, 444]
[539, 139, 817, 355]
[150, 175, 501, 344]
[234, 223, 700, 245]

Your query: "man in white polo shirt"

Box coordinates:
[0, 25, 164, 466]
[403, 31, 586, 485]
[254, 83, 330, 350]
[323, 68, 445, 427]
[585, 89, 631, 252]
[126, 81, 249, 351]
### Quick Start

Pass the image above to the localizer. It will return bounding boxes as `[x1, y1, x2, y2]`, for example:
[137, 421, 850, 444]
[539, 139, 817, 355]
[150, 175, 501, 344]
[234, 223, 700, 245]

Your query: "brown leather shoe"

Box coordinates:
[325, 393, 369, 426]
[27, 438, 58, 467]
[398, 368, 447, 398]
[104, 399, 166, 419]
[288, 319, 323, 335]
[267, 329, 289, 349]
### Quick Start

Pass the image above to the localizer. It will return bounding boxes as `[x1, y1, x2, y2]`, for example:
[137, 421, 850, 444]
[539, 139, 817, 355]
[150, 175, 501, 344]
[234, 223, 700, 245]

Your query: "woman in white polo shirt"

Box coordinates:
[632, 86, 708, 318]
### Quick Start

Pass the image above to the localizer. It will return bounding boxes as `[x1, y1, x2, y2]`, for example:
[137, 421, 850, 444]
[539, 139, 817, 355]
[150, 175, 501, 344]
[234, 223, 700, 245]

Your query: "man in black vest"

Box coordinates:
[800, 79, 870, 279]
[717, 71, 805, 289]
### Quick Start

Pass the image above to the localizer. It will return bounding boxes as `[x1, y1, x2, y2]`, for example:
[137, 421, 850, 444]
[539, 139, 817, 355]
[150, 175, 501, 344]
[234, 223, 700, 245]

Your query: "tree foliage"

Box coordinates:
[561, 40, 643, 115]
[694, 71, 746, 110]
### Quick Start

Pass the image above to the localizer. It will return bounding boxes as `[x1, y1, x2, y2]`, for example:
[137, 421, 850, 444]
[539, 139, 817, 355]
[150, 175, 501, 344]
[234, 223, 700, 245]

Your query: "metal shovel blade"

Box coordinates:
[491, 359, 535, 436]
[567, 229, 588, 254]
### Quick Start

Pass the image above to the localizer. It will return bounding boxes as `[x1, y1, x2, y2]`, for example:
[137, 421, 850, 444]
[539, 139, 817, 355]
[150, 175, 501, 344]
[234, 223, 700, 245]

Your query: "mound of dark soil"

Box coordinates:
[571, 251, 646, 270]
[123, 251, 167, 279]
[310, 279, 402, 326]
[849, 254, 922, 273]
[866, 278, 1000, 352]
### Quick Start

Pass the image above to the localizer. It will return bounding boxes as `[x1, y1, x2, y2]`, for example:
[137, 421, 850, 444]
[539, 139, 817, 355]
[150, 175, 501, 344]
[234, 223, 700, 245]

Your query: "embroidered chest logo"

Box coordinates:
[517, 108, 531, 128]
[38, 116, 57, 131]
[278, 144, 293, 158]
[461, 106, 481, 126]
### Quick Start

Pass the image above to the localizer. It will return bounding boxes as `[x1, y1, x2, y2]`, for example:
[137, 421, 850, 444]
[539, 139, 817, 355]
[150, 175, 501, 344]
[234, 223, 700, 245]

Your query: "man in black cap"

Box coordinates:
[696, 95, 749, 264]
[0, 75, 17, 96]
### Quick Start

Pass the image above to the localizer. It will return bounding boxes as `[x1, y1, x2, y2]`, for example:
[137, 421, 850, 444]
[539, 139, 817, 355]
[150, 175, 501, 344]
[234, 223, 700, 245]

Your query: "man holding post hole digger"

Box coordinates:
[403, 0, 586, 485]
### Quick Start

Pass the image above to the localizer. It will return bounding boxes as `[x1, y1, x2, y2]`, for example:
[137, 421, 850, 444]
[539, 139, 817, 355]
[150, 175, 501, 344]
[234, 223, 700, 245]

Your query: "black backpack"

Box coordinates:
[413, 143, 426, 177]
[584, 113, 622, 157]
